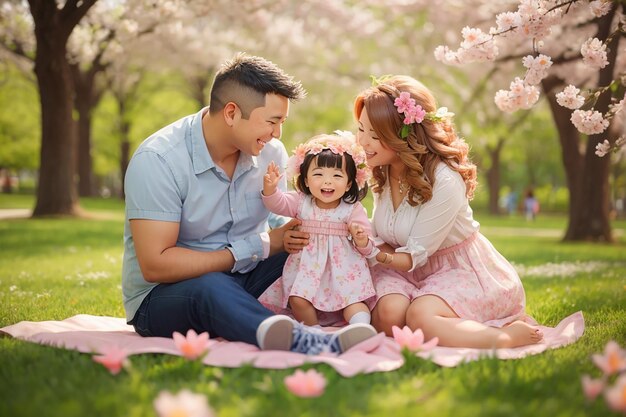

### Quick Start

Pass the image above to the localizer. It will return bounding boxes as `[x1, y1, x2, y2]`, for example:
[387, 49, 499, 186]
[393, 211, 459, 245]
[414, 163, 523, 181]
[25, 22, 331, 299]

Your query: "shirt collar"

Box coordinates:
[190, 108, 214, 175]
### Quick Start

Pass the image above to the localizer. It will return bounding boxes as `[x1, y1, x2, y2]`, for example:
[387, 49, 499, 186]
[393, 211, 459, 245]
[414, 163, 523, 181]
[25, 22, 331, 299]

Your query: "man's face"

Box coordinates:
[232, 94, 289, 156]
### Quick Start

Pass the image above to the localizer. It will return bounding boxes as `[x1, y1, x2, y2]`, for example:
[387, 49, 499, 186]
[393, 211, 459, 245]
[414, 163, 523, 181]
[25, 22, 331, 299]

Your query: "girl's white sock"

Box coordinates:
[349, 311, 371, 325]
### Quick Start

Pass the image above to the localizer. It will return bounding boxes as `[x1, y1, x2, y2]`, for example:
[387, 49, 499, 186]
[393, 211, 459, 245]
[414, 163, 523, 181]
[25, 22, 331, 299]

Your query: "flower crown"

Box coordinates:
[394, 92, 455, 138]
[370, 75, 454, 139]
[286, 130, 372, 189]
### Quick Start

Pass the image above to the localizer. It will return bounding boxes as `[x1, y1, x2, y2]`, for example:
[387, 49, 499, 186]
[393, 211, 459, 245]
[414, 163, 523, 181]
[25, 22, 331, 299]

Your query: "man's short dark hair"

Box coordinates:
[209, 53, 306, 118]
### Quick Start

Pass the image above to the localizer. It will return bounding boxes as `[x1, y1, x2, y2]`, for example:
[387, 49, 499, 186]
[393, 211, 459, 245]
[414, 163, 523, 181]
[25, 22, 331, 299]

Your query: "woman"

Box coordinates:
[353, 75, 543, 348]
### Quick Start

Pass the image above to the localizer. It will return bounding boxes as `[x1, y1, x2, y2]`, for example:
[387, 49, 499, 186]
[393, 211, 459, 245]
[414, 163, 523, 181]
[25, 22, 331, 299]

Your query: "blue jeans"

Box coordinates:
[131, 252, 288, 346]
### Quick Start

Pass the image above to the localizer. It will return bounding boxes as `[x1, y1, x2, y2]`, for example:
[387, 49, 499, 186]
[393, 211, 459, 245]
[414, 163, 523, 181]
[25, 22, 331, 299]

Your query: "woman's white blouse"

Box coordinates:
[371, 163, 480, 271]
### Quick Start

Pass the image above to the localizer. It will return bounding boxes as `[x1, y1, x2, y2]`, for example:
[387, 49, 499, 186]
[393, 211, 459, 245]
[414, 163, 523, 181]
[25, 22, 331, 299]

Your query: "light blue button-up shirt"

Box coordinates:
[122, 108, 288, 322]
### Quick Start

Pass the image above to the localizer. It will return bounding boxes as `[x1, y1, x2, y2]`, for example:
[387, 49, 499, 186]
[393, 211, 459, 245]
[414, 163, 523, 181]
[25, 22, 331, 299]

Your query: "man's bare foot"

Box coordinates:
[496, 321, 543, 348]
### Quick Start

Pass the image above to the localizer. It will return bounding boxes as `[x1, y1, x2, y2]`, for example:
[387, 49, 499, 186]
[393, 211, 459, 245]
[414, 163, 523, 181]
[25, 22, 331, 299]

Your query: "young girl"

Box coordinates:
[259, 132, 376, 326]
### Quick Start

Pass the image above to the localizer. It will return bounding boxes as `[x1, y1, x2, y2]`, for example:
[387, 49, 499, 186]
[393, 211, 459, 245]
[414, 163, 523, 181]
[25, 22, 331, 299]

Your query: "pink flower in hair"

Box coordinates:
[394, 92, 415, 114]
[355, 167, 371, 189]
[393, 91, 427, 138]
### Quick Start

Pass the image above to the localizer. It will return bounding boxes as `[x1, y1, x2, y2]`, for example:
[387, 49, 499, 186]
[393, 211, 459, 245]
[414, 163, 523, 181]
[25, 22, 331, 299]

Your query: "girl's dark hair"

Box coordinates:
[295, 149, 367, 203]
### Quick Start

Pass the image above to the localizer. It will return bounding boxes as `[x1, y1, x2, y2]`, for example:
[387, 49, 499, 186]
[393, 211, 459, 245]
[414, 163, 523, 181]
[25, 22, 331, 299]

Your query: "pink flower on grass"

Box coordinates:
[592, 340, 626, 376]
[392, 326, 439, 352]
[605, 374, 626, 413]
[581, 375, 605, 400]
[173, 329, 210, 360]
[92, 345, 129, 375]
[284, 369, 327, 398]
[154, 389, 214, 417]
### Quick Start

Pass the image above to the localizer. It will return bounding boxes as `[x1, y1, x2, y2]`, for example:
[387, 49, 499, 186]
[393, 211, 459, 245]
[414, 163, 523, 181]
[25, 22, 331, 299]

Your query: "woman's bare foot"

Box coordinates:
[496, 321, 543, 348]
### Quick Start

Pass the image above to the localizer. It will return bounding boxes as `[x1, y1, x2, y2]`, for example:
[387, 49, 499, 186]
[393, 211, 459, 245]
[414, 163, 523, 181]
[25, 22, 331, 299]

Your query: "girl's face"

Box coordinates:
[304, 156, 351, 209]
[356, 107, 398, 168]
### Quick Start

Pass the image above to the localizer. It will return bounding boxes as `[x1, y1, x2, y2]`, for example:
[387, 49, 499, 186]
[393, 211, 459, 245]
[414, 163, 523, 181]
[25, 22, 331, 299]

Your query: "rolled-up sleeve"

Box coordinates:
[124, 151, 182, 222]
[227, 233, 265, 273]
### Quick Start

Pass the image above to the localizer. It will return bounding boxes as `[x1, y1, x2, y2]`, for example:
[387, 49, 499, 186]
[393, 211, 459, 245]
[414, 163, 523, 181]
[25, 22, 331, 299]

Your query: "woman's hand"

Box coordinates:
[263, 161, 281, 196]
[283, 220, 309, 254]
[348, 222, 369, 248]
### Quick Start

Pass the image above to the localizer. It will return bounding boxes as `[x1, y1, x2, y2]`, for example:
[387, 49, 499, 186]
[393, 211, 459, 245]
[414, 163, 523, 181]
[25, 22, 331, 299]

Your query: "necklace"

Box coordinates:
[389, 173, 407, 194]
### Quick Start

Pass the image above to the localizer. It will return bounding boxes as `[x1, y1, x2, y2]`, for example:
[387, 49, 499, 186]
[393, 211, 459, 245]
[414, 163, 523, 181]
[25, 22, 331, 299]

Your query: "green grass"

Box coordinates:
[0, 194, 625, 417]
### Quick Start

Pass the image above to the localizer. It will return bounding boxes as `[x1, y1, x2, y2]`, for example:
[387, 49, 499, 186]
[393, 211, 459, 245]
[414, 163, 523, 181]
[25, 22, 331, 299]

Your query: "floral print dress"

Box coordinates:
[259, 190, 375, 314]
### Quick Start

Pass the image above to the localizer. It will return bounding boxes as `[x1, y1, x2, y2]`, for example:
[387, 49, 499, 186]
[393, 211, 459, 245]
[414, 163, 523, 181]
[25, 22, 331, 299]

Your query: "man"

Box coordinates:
[122, 53, 376, 353]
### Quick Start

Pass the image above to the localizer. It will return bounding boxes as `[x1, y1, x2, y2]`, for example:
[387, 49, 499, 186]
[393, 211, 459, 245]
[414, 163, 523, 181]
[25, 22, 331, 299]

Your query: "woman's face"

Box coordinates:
[356, 107, 398, 168]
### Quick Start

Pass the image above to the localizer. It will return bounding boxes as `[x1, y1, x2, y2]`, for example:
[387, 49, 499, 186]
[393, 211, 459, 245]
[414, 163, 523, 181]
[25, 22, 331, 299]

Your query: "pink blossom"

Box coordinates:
[394, 92, 415, 114]
[494, 78, 540, 113]
[355, 167, 371, 189]
[154, 389, 214, 417]
[595, 140, 611, 157]
[434, 45, 462, 66]
[581, 38, 609, 70]
[391, 325, 439, 352]
[494, 11, 521, 36]
[173, 329, 210, 360]
[284, 369, 327, 398]
[604, 375, 626, 413]
[556, 85, 585, 110]
[308, 142, 325, 155]
[571, 109, 609, 135]
[589, 0, 613, 18]
[522, 54, 552, 85]
[458, 26, 498, 62]
[407, 105, 426, 124]
[581, 374, 605, 400]
[394, 92, 426, 126]
[592, 340, 626, 376]
[92, 345, 129, 375]
[608, 93, 625, 115]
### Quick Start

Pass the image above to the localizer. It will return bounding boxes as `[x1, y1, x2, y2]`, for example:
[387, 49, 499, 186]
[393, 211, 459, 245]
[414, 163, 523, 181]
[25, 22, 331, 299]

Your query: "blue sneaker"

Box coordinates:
[257, 315, 377, 354]
[256, 315, 295, 351]
[291, 322, 377, 355]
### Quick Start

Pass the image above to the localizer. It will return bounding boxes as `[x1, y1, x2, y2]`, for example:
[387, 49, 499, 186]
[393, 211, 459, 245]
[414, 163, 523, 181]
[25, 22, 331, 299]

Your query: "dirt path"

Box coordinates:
[0, 209, 31, 220]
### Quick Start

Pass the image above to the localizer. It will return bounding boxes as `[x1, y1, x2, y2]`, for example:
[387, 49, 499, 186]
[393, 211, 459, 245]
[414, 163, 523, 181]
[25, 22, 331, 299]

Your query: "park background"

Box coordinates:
[0, 1, 625, 417]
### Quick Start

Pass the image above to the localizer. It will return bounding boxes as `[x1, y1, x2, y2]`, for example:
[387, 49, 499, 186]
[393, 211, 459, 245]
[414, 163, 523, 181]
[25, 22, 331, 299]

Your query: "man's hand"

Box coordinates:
[262, 161, 281, 196]
[348, 222, 369, 248]
[268, 218, 304, 256]
[282, 219, 310, 254]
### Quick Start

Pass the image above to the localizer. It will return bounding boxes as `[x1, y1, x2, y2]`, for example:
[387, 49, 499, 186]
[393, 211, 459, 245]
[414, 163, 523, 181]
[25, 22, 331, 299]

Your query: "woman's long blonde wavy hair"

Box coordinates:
[354, 75, 477, 206]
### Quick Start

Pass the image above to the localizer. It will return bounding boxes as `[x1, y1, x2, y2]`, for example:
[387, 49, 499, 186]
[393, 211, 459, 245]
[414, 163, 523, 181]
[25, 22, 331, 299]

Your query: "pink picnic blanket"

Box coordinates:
[0, 311, 584, 377]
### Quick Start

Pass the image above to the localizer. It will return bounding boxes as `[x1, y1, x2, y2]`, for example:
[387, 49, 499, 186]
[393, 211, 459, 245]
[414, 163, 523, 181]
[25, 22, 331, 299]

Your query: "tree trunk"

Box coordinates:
[541, 8, 618, 242]
[486, 138, 504, 215]
[31, 17, 77, 215]
[28, 0, 98, 216]
[188, 72, 212, 108]
[119, 98, 130, 199]
[72, 64, 104, 197]
[1, 168, 12, 193]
